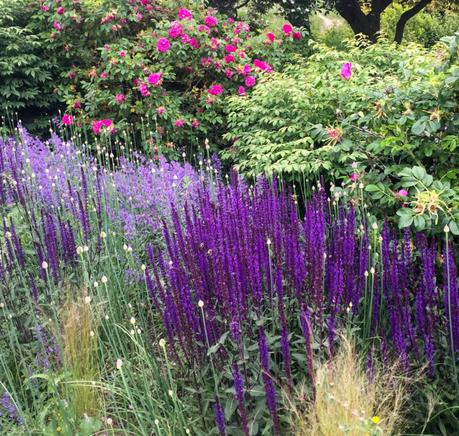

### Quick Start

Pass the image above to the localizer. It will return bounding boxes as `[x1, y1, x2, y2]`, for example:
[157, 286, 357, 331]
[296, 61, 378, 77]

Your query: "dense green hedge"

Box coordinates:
[0, 0, 59, 131]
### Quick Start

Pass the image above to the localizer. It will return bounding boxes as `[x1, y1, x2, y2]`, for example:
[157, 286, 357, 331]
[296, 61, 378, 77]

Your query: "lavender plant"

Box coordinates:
[0, 127, 457, 434]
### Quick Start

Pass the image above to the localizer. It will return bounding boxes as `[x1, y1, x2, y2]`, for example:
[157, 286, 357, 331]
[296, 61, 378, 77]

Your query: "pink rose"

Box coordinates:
[242, 64, 251, 75]
[139, 83, 150, 97]
[225, 44, 237, 53]
[350, 172, 359, 182]
[178, 8, 193, 20]
[198, 24, 210, 33]
[57, 7, 65, 15]
[340, 62, 352, 80]
[397, 189, 409, 198]
[204, 15, 218, 27]
[115, 94, 125, 103]
[238, 86, 246, 96]
[266, 32, 275, 42]
[245, 75, 256, 88]
[282, 23, 293, 35]
[224, 55, 235, 64]
[53, 21, 62, 31]
[156, 106, 166, 115]
[208, 84, 224, 95]
[253, 59, 272, 72]
[169, 21, 183, 38]
[189, 37, 199, 49]
[62, 114, 73, 125]
[174, 119, 185, 127]
[148, 72, 162, 86]
[157, 37, 171, 53]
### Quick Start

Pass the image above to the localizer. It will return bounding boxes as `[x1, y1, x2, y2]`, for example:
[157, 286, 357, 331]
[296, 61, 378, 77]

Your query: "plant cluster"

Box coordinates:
[0, 128, 458, 434]
[34, 0, 308, 157]
[224, 35, 459, 234]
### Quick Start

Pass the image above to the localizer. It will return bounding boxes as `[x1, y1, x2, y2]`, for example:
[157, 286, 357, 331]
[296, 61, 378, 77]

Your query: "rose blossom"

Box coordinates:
[157, 37, 171, 53]
[62, 114, 73, 125]
[208, 84, 224, 95]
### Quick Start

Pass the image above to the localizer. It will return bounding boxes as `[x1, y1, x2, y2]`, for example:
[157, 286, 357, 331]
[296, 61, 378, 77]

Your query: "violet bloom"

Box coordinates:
[340, 62, 353, 80]
[1, 392, 23, 425]
[232, 364, 250, 436]
[212, 400, 226, 436]
[259, 327, 281, 435]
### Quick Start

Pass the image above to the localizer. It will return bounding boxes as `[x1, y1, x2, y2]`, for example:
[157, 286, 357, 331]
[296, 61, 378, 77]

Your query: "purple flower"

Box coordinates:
[259, 327, 281, 435]
[213, 400, 226, 435]
[232, 364, 250, 435]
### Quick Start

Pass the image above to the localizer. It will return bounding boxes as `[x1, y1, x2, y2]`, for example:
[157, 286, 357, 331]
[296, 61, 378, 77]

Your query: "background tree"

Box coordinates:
[207, 0, 458, 43]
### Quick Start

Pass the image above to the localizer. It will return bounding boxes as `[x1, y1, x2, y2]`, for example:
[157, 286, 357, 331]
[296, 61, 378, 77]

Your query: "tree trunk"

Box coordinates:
[394, 0, 433, 44]
[335, 0, 382, 43]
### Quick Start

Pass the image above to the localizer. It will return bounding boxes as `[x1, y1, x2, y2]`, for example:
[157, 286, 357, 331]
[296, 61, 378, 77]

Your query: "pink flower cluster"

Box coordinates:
[92, 119, 115, 135]
[265, 23, 302, 44]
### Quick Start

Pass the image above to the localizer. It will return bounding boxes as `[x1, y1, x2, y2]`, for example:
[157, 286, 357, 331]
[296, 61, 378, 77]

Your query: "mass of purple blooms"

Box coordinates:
[0, 129, 458, 432]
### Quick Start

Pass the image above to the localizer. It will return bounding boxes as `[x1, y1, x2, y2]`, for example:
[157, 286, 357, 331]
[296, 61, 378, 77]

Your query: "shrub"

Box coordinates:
[34, 0, 309, 156]
[224, 36, 459, 234]
[0, 0, 59, 132]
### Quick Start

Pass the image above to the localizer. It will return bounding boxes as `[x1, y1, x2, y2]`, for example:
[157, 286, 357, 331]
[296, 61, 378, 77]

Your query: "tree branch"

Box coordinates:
[371, 0, 393, 15]
[236, 0, 251, 10]
[394, 0, 433, 43]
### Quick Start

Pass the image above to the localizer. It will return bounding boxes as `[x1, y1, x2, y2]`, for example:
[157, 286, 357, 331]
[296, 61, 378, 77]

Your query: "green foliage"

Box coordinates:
[382, 3, 459, 47]
[224, 36, 459, 233]
[0, 0, 58, 130]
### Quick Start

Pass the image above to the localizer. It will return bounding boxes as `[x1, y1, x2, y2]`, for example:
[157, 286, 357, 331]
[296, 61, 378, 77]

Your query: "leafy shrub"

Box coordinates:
[0, 0, 59, 131]
[35, 0, 309, 156]
[224, 36, 459, 234]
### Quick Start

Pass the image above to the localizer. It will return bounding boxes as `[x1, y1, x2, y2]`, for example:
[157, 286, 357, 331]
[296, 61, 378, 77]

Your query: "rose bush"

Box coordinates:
[36, 0, 309, 158]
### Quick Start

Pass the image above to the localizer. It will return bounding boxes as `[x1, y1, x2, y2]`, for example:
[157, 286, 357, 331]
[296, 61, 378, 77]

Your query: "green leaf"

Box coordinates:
[448, 220, 459, 235]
